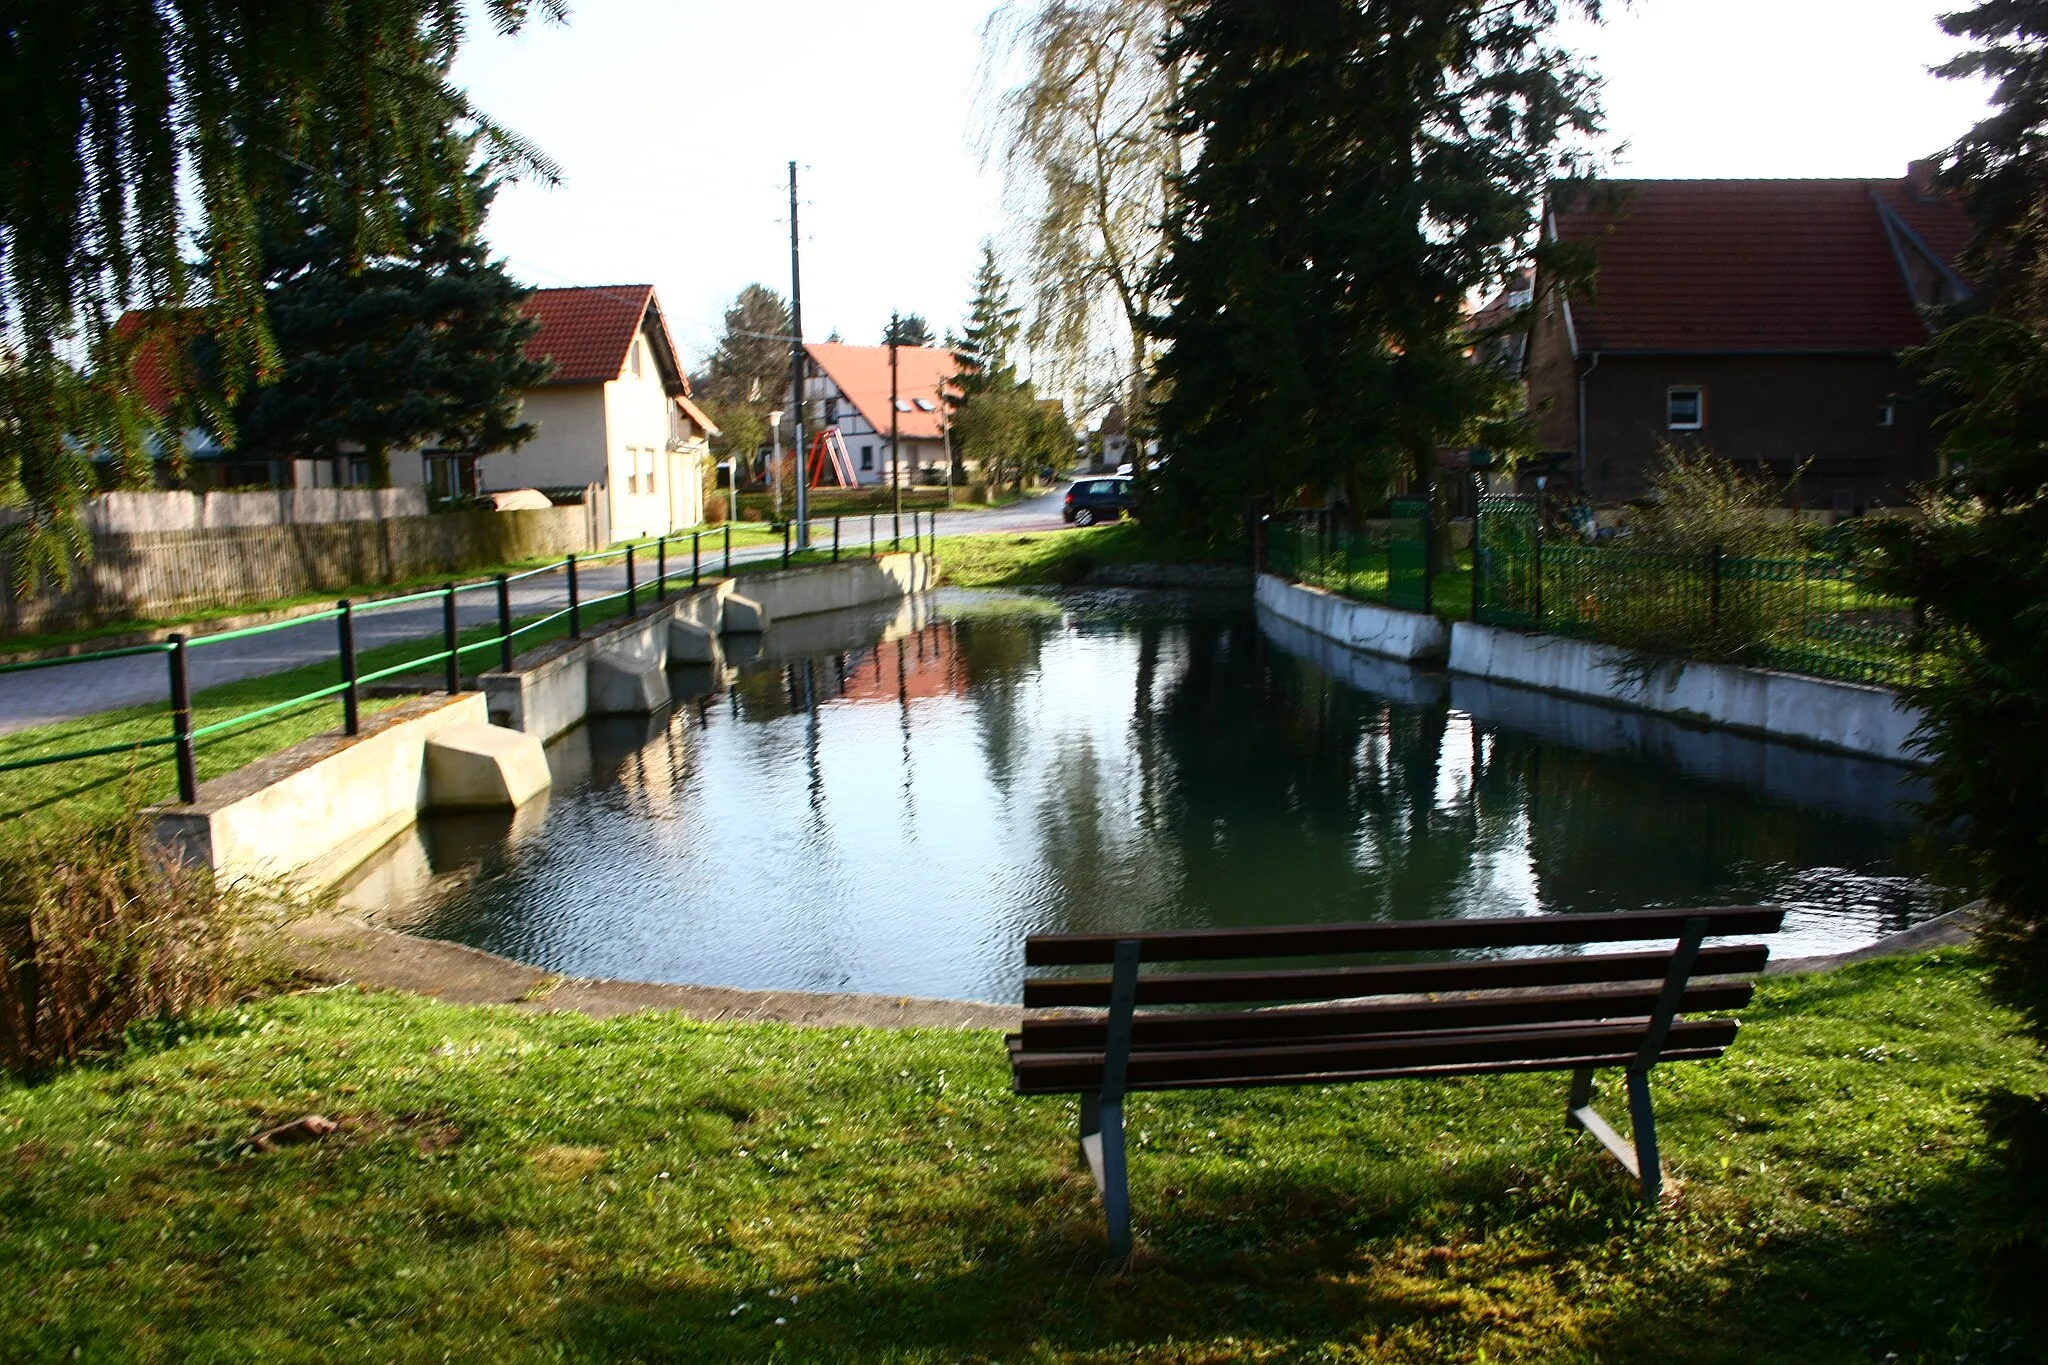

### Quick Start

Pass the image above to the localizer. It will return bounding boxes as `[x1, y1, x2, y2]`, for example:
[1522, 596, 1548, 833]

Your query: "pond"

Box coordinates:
[339, 588, 1961, 1004]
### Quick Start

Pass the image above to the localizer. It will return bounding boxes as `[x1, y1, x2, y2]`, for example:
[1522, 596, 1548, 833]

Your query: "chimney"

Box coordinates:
[1907, 158, 1940, 199]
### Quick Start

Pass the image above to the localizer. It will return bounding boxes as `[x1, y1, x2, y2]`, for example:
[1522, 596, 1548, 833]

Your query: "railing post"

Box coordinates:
[1472, 498, 1485, 622]
[723, 524, 732, 575]
[442, 584, 460, 694]
[782, 521, 791, 568]
[833, 514, 841, 562]
[567, 554, 581, 638]
[656, 535, 668, 602]
[167, 634, 197, 803]
[496, 574, 514, 671]
[1708, 543, 1724, 634]
[693, 530, 702, 587]
[1422, 481, 1437, 615]
[869, 512, 878, 559]
[626, 544, 638, 617]
[337, 600, 360, 736]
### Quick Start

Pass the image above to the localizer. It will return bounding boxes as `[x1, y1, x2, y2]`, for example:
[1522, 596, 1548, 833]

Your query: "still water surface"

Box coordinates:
[342, 589, 1957, 1003]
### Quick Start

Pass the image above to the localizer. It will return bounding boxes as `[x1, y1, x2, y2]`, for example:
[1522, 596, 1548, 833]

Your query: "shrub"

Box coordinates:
[703, 493, 728, 526]
[0, 817, 285, 1075]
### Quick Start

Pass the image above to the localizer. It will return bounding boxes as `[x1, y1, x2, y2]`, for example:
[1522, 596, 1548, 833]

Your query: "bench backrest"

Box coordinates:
[1013, 907, 1785, 1095]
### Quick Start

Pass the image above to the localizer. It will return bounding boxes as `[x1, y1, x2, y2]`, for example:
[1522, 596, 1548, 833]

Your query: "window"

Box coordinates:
[860, 444, 874, 471]
[1878, 403, 1896, 427]
[629, 340, 643, 379]
[824, 396, 839, 424]
[1666, 387, 1704, 430]
[913, 397, 935, 412]
[894, 398, 913, 412]
[641, 447, 657, 493]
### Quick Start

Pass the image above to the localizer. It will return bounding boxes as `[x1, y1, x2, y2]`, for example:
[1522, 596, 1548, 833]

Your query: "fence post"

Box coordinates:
[833, 514, 841, 562]
[337, 600, 360, 736]
[442, 584, 460, 693]
[167, 634, 197, 803]
[1471, 496, 1484, 622]
[626, 544, 638, 617]
[782, 522, 791, 568]
[1532, 512, 1545, 628]
[656, 535, 668, 602]
[496, 574, 514, 671]
[1422, 482, 1437, 615]
[870, 512, 878, 559]
[1708, 543, 1724, 634]
[567, 554, 581, 638]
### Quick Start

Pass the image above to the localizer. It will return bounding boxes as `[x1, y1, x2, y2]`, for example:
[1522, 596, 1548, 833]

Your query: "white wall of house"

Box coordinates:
[479, 386, 610, 491]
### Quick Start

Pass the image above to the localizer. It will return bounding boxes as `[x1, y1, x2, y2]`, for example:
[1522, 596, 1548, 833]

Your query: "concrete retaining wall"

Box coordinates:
[5, 499, 605, 634]
[1255, 573, 1449, 663]
[483, 554, 934, 742]
[152, 693, 491, 888]
[1447, 620, 1926, 764]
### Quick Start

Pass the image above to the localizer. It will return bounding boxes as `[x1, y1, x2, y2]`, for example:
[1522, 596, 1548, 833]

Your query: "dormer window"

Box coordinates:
[913, 398, 935, 411]
[894, 398, 913, 412]
[1666, 387, 1705, 431]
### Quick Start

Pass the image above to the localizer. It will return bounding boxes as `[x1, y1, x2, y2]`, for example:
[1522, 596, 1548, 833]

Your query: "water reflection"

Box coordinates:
[338, 588, 1958, 1002]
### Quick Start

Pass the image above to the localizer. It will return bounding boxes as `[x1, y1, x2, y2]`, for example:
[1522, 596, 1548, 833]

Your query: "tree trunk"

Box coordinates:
[367, 441, 392, 490]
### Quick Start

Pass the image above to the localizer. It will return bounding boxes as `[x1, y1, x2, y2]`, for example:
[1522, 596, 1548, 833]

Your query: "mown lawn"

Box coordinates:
[0, 950, 2036, 1362]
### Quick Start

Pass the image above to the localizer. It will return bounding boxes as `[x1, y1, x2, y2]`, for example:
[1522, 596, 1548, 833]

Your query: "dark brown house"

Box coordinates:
[1525, 166, 1971, 512]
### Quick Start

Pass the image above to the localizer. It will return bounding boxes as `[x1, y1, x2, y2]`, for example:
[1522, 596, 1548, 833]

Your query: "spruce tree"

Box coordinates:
[882, 314, 935, 347]
[950, 246, 1023, 410]
[695, 285, 793, 474]
[212, 139, 547, 488]
[1149, 0, 1600, 539]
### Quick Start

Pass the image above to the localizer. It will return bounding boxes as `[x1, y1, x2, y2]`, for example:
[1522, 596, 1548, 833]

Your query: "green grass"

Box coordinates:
[927, 522, 1234, 587]
[0, 950, 2036, 1361]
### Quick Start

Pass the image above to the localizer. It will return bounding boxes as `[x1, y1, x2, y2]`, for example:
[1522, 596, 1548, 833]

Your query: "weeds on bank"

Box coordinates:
[0, 814, 289, 1075]
[0, 951, 2038, 1361]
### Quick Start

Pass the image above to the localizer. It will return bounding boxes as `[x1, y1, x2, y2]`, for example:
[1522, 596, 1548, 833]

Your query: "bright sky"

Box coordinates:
[451, 0, 1995, 369]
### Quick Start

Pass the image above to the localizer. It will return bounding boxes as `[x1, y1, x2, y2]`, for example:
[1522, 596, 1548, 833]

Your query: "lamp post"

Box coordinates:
[767, 408, 785, 524]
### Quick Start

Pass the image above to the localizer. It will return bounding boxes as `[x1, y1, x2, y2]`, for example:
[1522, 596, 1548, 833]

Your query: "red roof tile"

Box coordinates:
[522, 284, 658, 383]
[805, 342, 957, 441]
[1550, 178, 1971, 353]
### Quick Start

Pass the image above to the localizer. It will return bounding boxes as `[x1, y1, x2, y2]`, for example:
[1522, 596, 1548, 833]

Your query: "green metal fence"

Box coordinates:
[1263, 508, 1433, 613]
[1472, 495, 1924, 688]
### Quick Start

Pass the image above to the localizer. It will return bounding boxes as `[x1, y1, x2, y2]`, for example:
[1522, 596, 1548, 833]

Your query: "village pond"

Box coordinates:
[340, 588, 1962, 1003]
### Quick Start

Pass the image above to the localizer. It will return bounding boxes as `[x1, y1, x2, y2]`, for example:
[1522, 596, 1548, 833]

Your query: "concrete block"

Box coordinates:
[669, 617, 725, 666]
[721, 592, 771, 634]
[1255, 573, 1448, 662]
[589, 654, 670, 715]
[423, 723, 550, 811]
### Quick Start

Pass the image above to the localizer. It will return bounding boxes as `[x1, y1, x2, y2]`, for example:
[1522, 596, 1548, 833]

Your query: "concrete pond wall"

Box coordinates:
[1256, 572, 1926, 766]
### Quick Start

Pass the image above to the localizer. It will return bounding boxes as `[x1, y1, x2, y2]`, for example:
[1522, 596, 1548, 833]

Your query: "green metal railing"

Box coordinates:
[0, 512, 945, 804]
[1263, 504, 1434, 614]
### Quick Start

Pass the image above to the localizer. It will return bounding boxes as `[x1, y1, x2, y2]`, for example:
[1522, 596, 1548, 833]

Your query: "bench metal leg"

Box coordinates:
[1627, 1069, 1661, 1204]
[1079, 1092, 1104, 1190]
[1098, 1098, 1131, 1260]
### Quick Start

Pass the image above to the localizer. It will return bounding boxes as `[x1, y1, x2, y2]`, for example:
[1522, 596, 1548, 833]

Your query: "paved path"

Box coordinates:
[0, 489, 1071, 736]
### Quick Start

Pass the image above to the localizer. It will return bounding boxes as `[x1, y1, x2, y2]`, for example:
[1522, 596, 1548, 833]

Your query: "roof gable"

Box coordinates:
[1548, 177, 1972, 354]
[523, 285, 692, 395]
[805, 342, 957, 440]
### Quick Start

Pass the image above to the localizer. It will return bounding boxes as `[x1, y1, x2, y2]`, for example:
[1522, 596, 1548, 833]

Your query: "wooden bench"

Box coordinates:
[1009, 906, 1784, 1256]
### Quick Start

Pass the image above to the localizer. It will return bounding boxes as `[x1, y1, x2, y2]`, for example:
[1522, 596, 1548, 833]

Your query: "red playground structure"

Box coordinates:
[804, 427, 860, 488]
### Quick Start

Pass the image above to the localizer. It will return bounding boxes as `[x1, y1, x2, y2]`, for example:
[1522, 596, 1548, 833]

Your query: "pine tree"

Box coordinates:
[1148, 0, 1600, 540]
[209, 140, 547, 488]
[695, 285, 793, 472]
[882, 314, 935, 347]
[949, 246, 1023, 411]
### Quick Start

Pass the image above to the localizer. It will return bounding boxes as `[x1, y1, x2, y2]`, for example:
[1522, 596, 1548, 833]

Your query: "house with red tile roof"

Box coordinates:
[1525, 163, 1971, 511]
[801, 342, 957, 485]
[481, 284, 717, 538]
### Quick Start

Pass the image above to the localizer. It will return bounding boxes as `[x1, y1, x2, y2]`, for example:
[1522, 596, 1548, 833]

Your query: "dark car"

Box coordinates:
[1063, 476, 1136, 526]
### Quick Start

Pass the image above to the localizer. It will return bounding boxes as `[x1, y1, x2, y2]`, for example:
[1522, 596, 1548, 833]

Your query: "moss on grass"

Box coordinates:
[0, 950, 2036, 1361]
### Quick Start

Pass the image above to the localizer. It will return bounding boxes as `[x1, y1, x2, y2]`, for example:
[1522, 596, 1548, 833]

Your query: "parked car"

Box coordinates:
[1063, 476, 1137, 526]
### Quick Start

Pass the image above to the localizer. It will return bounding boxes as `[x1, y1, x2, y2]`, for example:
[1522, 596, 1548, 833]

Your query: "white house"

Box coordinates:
[476, 284, 715, 539]
[801, 342, 955, 486]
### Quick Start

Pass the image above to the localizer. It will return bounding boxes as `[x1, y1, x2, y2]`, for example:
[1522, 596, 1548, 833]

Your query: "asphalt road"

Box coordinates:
[0, 487, 1072, 736]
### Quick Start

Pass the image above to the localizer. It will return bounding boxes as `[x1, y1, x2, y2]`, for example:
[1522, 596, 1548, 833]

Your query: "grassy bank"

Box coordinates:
[0, 950, 2036, 1361]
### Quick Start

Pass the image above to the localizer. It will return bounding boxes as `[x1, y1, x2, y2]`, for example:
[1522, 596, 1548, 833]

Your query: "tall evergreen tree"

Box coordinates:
[213, 140, 546, 488]
[1148, 0, 1601, 539]
[1860, 0, 2048, 1312]
[695, 284, 793, 473]
[0, 1, 561, 588]
[949, 246, 1023, 410]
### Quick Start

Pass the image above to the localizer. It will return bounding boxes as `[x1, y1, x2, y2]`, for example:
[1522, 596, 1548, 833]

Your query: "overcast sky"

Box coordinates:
[451, 0, 1995, 368]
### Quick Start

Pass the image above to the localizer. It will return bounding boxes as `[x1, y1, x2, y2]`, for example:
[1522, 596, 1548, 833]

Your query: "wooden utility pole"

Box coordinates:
[888, 311, 901, 545]
[788, 161, 810, 548]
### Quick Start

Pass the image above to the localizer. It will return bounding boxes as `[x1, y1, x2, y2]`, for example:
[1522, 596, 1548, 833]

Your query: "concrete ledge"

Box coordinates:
[1447, 620, 1926, 764]
[151, 693, 488, 886]
[720, 592, 770, 633]
[1255, 573, 1449, 663]
[1258, 604, 1450, 708]
[589, 655, 670, 715]
[423, 724, 550, 810]
[668, 618, 723, 666]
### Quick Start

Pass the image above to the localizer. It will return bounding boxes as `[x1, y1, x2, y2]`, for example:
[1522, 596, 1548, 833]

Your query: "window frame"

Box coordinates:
[1665, 386, 1706, 431]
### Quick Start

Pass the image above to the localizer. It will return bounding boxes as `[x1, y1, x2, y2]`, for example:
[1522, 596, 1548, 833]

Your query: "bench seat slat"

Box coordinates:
[1022, 943, 1770, 1009]
[1016, 981, 1756, 1051]
[1013, 1045, 1733, 1095]
[1012, 1018, 1740, 1092]
[1024, 907, 1784, 966]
